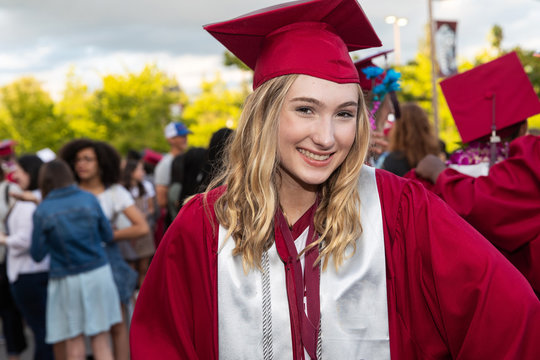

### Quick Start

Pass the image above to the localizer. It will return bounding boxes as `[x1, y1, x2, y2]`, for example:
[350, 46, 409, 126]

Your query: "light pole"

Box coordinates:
[385, 16, 408, 66]
[427, 0, 439, 136]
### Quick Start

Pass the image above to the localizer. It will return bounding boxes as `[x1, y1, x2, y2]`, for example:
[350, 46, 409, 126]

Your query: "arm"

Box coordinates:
[3, 202, 36, 252]
[30, 210, 50, 262]
[155, 185, 168, 209]
[383, 176, 540, 358]
[130, 194, 218, 359]
[113, 204, 149, 240]
[432, 137, 540, 251]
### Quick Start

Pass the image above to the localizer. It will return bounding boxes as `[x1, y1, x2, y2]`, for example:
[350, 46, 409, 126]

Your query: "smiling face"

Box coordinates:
[277, 75, 359, 193]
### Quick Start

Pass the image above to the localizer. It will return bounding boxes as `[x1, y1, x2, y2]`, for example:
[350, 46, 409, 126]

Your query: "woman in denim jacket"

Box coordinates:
[31, 160, 122, 360]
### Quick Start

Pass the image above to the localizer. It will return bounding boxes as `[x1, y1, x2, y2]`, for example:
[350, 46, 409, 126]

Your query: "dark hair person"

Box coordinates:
[0, 155, 54, 360]
[131, 0, 540, 359]
[31, 159, 121, 359]
[59, 139, 149, 360]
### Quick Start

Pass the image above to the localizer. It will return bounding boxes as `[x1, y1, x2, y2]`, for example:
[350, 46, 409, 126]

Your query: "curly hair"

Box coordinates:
[207, 74, 369, 271]
[58, 138, 121, 188]
[388, 102, 439, 168]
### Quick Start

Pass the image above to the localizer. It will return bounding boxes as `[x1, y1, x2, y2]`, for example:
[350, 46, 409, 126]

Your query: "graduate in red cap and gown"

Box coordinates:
[415, 51, 540, 297]
[130, 1, 540, 359]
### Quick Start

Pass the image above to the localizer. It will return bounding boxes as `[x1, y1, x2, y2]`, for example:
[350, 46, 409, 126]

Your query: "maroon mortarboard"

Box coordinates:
[0, 140, 16, 157]
[142, 149, 163, 165]
[354, 49, 393, 90]
[204, 0, 381, 89]
[440, 52, 540, 144]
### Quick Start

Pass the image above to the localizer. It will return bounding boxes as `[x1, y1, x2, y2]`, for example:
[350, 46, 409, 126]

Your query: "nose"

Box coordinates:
[312, 116, 335, 149]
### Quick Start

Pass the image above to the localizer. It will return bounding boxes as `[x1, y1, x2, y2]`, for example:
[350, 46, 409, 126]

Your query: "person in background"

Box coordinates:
[120, 158, 156, 288]
[31, 159, 121, 360]
[415, 52, 540, 297]
[0, 140, 17, 184]
[354, 50, 401, 168]
[382, 102, 439, 176]
[130, 0, 540, 359]
[59, 139, 149, 360]
[0, 155, 53, 360]
[200, 127, 234, 190]
[0, 166, 27, 360]
[154, 122, 191, 228]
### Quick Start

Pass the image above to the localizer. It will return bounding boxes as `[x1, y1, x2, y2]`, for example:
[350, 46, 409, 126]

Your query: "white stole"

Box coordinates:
[217, 165, 390, 359]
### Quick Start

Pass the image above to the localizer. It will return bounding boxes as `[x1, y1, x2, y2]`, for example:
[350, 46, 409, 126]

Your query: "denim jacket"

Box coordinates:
[31, 184, 113, 278]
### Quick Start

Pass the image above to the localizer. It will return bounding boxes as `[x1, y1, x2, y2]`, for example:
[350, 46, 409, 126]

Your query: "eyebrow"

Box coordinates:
[290, 97, 358, 108]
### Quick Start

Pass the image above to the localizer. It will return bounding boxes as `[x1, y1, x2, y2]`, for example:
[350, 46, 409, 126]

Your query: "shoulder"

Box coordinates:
[509, 134, 540, 155]
[162, 186, 225, 253]
[376, 168, 449, 225]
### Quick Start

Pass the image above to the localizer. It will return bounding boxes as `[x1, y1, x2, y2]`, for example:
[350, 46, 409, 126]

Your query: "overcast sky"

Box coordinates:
[1, 0, 539, 99]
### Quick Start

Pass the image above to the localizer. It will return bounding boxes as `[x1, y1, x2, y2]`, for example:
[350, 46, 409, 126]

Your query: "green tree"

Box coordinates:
[182, 75, 246, 148]
[488, 25, 504, 56]
[89, 65, 186, 154]
[513, 47, 540, 129]
[55, 68, 104, 140]
[0, 77, 71, 153]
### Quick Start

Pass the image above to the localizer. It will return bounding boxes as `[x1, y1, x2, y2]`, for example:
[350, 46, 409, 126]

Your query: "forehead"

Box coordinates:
[76, 147, 96, 157]
[286, 75, 359, 103]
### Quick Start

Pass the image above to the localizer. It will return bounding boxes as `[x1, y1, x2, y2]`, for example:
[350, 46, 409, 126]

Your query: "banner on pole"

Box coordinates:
[435, 20, 458, 77]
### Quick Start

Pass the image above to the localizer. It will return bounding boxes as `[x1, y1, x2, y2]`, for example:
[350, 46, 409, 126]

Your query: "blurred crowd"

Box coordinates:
[0, 125, 232, 360]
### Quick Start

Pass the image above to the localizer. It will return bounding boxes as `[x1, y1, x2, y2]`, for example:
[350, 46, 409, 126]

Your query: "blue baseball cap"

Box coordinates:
[164, 122, 191, 138]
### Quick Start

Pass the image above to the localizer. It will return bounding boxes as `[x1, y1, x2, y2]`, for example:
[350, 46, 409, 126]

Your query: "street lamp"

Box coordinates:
[385, 15, 408, 66]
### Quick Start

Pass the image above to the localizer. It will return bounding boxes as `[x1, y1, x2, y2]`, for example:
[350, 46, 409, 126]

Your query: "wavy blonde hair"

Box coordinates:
[207, 74, 370, 271]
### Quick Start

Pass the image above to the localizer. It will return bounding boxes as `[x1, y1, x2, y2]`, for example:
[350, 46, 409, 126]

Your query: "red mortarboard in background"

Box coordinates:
[354, 49, 393, 90]
[204, 0, 381, 89]
[0, 140, 16, 157]
[440, 52, 540, 143]
[142, 149, 163, 166]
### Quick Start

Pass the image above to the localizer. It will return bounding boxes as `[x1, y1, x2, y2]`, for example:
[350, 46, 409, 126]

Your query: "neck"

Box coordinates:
[79, 177, 105, 195]
[279, 178, 318, 227]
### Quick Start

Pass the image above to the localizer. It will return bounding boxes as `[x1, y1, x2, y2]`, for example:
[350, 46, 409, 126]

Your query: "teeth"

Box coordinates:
[298, 148, 330, 161]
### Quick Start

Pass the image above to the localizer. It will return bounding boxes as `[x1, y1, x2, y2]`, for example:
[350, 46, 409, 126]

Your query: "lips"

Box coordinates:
[298, 148, 332, 161]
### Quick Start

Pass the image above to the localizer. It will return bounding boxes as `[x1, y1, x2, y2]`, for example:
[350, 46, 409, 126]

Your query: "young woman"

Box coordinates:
[59, 139, 149, 360]
[120, 158, 156, 288]
[0, 155, 53, 360]
[131, 0, 540, 359]
[31, 159, 122, 360]
[382, 102, 439, 176]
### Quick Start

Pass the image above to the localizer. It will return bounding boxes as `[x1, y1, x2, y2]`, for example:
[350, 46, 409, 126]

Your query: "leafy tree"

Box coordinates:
[55, 68, 103, 140]
[181, 75, 246, 148]
[89, 65, 186, 154]
[0, 77, 71, 153]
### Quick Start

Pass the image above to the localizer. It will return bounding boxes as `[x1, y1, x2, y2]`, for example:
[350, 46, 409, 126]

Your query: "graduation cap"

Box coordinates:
[354, 49, 393, 91]
[204, 0, 381, 89]
[142, 149, 163, 166]
[0, 140, 16, 157]
[440, 52, 540, 145]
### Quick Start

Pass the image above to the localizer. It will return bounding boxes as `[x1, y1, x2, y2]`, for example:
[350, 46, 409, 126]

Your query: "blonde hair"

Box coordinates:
[207, 74, 370, 271]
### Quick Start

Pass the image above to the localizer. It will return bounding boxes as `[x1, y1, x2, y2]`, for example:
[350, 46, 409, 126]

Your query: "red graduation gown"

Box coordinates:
[431, 135, 540, 296]
[130, 169, 540, 359]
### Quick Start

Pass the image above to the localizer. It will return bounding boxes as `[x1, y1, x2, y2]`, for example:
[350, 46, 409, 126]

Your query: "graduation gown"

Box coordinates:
[429, 135, 540, 296]
[130, 168, 540, 359]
